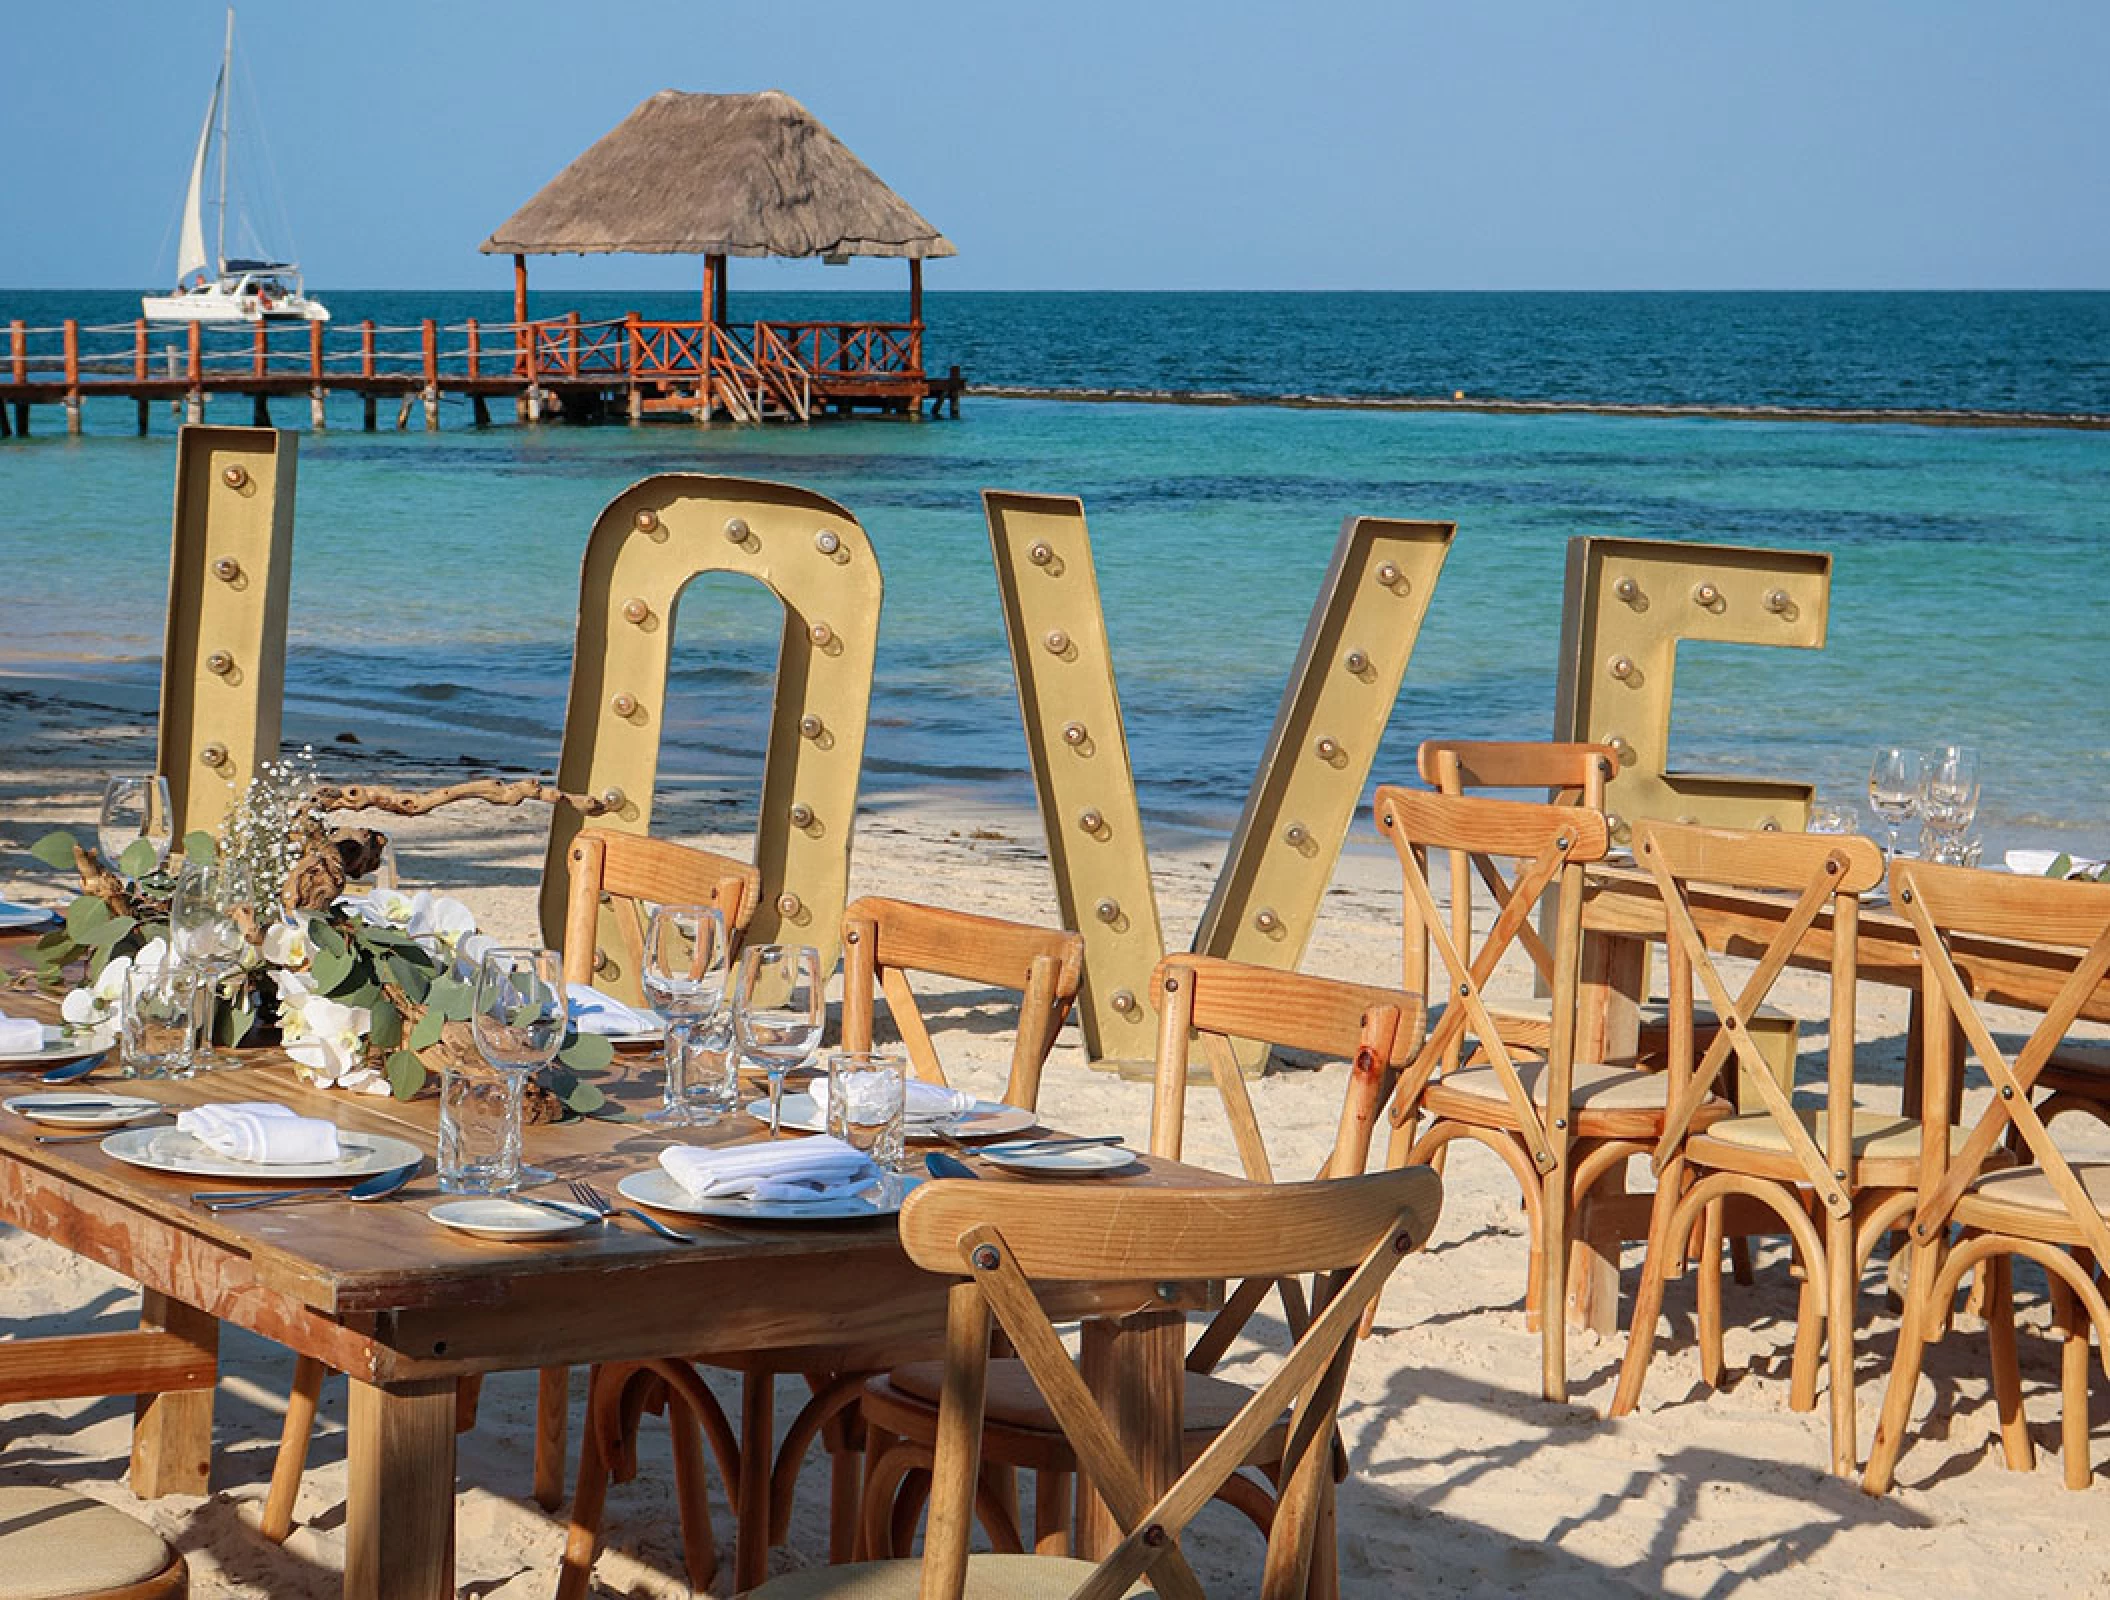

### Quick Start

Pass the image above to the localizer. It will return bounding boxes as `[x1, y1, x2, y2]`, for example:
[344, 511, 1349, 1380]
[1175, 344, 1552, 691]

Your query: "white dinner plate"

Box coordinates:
[745, 1093, 1038, 1143]
[4, 1092, 162, 1128]
[100, 1126, 425, 1182]
[0, 1026, 110, 1066]
[979, 1143, 1140, 1176]
[429, 1198, 593, 1240]
[616, 1166, 919, 1222]
[0, 900, 57, 930]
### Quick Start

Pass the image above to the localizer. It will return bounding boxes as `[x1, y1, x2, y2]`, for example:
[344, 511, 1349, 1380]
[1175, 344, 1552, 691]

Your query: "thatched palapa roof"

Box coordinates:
[480, 90, 955, 261]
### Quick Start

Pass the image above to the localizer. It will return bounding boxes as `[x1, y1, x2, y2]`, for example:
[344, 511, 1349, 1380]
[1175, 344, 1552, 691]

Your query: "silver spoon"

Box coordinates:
[190, 1164, 418, 1211]
[40, 1051, 111, 1084]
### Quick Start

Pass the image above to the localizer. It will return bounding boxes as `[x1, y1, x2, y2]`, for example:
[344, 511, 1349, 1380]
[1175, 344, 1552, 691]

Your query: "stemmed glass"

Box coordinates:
[1866, 747, 1926, 868]
[100, 775, 173, 884]
[170, 860, 247, 1070]
[732, 944, 825, 1137]
[641, 904, 732, 1125]
[1922, 744, 1981, 865]
[469, 946, 566, 1191]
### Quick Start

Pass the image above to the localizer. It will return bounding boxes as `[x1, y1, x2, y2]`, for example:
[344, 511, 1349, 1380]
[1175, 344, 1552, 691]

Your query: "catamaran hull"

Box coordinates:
[143, 292, 331, 324]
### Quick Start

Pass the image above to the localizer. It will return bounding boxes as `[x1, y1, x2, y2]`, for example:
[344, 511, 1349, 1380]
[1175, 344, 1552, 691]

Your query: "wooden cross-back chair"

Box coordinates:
[263, 827, 764, 1542]
[1606, 821, 1890, 1476]
[855, 955, 1422, 1577]
[1863, 861, 2110, 1495]
[746, 1169, 1444, 1600]
[560, 897, 1088, 1597]
[841, 895, 1086, 1112]
[1373, 784, 1727, 1401]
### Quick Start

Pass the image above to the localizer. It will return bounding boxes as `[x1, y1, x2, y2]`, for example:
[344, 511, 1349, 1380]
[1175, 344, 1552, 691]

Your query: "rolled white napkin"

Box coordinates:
[176, 1102, 343, 1165]
[567, 983, 663, 1036]
[0, 1013, 45, 1053]
[2005, 848, 2107, 880]
[810, 1075, 977, 1125]
[659, 1135, 878, 1203]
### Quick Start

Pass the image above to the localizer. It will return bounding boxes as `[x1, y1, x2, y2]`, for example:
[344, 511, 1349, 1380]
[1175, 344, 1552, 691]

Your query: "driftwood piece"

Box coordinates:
[375, 979, 565, 1121]
[315, 778, 614, 819]
[284, 829, 391, 913]
[72, 844, 133, 919]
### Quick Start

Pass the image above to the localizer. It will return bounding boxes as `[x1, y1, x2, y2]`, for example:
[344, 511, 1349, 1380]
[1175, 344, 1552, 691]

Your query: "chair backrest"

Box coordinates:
[1634, 820, 1884, 1213]
[900, 1168, 1444, 1600]
[561, 828, 760, 1000]
[1416, 740, 1617, 1062]
[1146, 954, 1419, 1186]
[1892, 859, 2110, 1264]
[839, 896, 1085, 1111]
[1374, 785, 1609, 1180]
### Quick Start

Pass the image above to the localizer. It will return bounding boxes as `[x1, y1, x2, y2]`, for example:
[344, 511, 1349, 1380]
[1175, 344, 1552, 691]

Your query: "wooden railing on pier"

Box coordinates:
[0, 313, 958, 436]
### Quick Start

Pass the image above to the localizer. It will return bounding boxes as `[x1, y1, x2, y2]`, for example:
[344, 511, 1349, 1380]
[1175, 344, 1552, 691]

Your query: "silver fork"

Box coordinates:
[567, 1179, 697, 1244]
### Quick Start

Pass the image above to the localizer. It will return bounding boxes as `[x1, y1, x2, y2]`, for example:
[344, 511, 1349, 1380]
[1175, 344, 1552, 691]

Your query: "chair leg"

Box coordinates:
[1540, 1164, 1570, 1404]
[1032, 1468, 1072, 1556]
[454, 1373, 482, 1433]
[1789, 1274, 1823, 1413]
[823, 1402, 865, 1564]
[557, 1370, 616, 1600]
[668, 1403, 720, 1591]
[1825, 1212, 1856, 1477]
[1608, 1169, 1682, 1418]
[535, 1366, 569, 1511]
[1697, 1200, 1726, 1391]
[261, 1354, 327, 1544]
[858, 1427, 897, 1560]
[2054, 1277, 2093, 1489]
[1985, 1253, 2035, 1473]
[734, 1371, 775, 1590]
[1863, 1241, 1938, 1495]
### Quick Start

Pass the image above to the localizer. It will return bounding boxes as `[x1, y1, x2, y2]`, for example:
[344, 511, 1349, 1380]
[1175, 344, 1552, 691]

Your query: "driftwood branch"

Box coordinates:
[72, 844, 135, 919]
[314, 778, 615, 818]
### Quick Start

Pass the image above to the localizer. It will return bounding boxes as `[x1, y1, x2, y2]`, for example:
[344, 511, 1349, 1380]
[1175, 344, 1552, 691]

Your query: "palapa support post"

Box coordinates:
[157, 425, 298, 841]
[539, 476, 882, 992]
[1554, 536, 1831, 847]
[252, 395, 271, 427]
[362, 394, 377, 431]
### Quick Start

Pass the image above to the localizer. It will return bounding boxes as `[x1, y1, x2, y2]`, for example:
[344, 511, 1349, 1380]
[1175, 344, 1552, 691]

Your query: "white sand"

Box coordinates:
[3, 671, 2108, 1598]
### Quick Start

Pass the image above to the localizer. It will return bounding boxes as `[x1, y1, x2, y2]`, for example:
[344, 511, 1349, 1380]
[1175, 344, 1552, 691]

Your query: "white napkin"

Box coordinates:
[0, 1013, 45, 1053]
[567, 983, 663, 1036]
[2005, 848, 2107, 880]
[176, 1101, 343, 1165]
[811, 1075, 977, 1125]
[659, 1135, 879, 1203]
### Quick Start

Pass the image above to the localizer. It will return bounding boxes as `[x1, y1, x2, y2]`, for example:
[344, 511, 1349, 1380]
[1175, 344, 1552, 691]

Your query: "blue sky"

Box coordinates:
[6, 1, 2105, 292]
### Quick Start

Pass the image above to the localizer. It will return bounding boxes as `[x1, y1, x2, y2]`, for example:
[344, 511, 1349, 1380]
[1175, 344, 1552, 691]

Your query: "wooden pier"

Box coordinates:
[0, 312, 964, 437]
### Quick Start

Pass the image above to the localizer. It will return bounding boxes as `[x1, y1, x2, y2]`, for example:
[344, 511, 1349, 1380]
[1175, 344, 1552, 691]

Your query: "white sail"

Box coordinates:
[175, 62, 222, 284]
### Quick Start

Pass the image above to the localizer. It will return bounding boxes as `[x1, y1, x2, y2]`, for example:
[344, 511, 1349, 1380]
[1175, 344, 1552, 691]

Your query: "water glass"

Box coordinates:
[641, 904, 731, 1125]
[171, 861, 248, 1068]
[1806, 801, 1859, 836]
[120, 963, 202, 1079]
[732, 943, 825, 1137]
[1924, 745, 1981, 831]
[456, 946, 565, 1192]
[100, 775, 173, 882]
[825, 1050, 907, 1172]
[437, 1061, 522, 1193]
[1866, 747, 1926, 867]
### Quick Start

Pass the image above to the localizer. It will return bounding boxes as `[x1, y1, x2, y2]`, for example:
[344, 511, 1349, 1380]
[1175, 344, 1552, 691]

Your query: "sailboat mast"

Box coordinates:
[213, 8, 233, 272]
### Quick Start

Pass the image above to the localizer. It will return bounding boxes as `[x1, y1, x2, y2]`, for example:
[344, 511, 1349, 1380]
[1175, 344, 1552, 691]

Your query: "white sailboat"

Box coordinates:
[143, 10, 329, 324]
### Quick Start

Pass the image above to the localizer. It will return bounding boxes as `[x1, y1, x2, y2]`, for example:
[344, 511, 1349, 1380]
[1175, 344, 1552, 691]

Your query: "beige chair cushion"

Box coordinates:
[889, 1358, 1255, 1438]
[0, 1486, 181, 1600]
[748, 1553, 1157, 1598]
[1704, 1108, 1960, 1162]
[1432, 1058, 1678, 1112]
[1969, 1162, 2110, 1216]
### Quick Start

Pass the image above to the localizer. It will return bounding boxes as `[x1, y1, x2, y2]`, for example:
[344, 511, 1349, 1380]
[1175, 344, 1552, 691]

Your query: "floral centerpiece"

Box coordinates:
[29, 750, 614, 1114]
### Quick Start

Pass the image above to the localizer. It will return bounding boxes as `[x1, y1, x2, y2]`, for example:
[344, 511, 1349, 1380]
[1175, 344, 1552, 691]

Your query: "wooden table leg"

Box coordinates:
[734, 1370, 775, 1592]
[345, 1377, 456, 1600]
[1578, 928, 1645, 1067]
[129, 1290, 217, 1497]
[1075, 1309, 1184, 1560]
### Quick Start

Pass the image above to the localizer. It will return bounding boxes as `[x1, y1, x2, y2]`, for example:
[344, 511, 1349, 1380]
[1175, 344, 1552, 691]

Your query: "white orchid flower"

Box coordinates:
[406, 893, 477, 956]
[337, 887, 416, 928]
[271, 965, 318, 1004]
[61, 952, 131, 1029]
[280, 989, 374, 1085]
[261, 916, 316, 970]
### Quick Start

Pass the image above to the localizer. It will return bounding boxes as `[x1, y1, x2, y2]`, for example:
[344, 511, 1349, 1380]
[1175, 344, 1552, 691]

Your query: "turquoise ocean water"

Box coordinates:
[0, 290, 2104, 854]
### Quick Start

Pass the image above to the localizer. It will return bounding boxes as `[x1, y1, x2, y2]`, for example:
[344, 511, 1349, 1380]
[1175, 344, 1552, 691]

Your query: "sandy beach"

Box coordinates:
[4, 668, 2109, 1599]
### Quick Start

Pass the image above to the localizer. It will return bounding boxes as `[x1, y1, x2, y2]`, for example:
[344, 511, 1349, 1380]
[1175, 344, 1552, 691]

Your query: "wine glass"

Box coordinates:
[468, 946, 566, 1191]
[171, 860, 247, 1069]
[1923, 745, 1980, 829]
[732, 944, 825, 1137]
[641, 904, 732, 1125]
[100, 775, 173, 884]
[1866, 747, 1926, 868]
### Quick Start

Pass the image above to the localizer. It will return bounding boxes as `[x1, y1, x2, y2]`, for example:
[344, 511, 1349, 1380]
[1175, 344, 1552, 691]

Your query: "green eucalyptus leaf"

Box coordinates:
[223, 1003, 256, 1048]
[87, 943, 114, 981]
[337, 980, 383, 1014]
[368, 999, 402, 1052]
[86, 915, 137, 952]
[118, 839, 161, 878]
[407, 1008, 446, 1052]
[426, 974, 474, 1022]
[182, 831, 217, 867]
[63, 895, 112, 942]
[560, 1078, 608, 1115]
[34, 927, 76, 958]
[30, 831, 84, 871]
[559, 1032, 614, 1072]
[385, 1049, 428, 1099]
[310, 944, 357, 995]
[309, 919, 348, 959]
[387, 954, 432, 1004]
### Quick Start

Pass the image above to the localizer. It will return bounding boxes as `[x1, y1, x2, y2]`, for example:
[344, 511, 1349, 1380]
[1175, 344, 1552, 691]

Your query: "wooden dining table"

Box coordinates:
[1563, 859, 2110, 1334]
[0, 1033, 1224, 1599]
